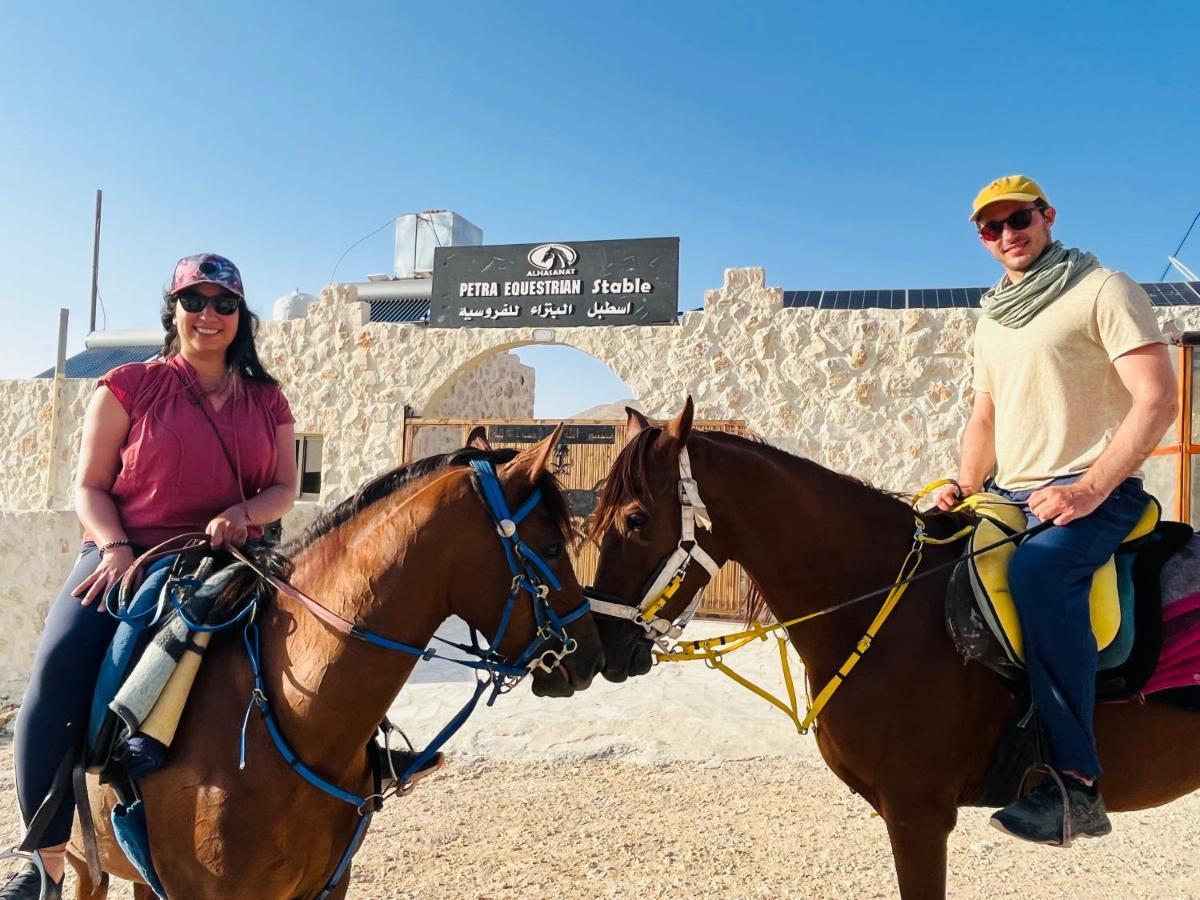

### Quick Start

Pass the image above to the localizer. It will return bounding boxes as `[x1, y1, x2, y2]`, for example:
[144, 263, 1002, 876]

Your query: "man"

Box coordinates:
[933, 175, 1177, 845]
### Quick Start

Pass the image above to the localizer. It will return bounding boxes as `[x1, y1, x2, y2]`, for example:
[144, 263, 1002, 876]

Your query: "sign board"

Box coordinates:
[487, 424, 616, 445]
[430, 237, 679, 328]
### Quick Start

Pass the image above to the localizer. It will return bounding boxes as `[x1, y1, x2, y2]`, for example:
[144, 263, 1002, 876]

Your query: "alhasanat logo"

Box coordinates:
[526, 243, 578, 276]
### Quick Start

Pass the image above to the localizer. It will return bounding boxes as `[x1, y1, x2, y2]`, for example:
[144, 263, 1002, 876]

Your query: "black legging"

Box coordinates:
[14, 543, 120, 847]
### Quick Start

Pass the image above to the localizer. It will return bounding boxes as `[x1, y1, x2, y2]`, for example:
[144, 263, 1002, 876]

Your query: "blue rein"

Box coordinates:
[234, 459, 589, 897]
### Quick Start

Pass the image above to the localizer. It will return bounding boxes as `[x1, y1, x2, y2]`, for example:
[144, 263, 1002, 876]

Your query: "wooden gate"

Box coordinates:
[402, 418, 751, 620]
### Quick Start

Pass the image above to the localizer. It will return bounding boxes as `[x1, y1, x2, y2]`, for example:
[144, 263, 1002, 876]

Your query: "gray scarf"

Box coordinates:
[980, 241, 1099, 328]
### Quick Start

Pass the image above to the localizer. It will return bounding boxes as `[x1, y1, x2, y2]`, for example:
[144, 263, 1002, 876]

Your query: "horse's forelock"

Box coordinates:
[589, 427, 663, 541]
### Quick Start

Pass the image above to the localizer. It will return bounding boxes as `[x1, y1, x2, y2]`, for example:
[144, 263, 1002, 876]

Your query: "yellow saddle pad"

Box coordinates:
[966, 493, 1160, 664]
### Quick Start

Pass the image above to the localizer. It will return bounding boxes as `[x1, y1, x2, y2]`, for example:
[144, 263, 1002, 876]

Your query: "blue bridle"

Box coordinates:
[230, 459, 590, 898]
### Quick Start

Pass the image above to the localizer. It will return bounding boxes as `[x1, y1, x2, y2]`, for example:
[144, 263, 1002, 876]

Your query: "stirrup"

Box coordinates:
[0, 854, 61, 900]
[1018, 764, 1074, 848]
[382, 750, 445, 794]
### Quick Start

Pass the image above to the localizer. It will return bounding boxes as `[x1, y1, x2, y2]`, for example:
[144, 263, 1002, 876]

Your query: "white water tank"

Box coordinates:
[394, 210, 482, 279]
[273, 289, 317, 321]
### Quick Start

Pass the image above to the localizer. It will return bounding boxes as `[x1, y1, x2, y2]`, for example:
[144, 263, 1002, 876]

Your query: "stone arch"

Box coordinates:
[421, 335, 644, 418]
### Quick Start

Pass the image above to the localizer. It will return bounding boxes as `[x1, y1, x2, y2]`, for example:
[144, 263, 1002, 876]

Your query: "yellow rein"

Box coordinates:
[651, 479, 974, 735]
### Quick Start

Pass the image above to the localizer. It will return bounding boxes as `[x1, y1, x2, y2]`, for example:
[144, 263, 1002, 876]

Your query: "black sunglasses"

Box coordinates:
[176, 291, 241, 315]
[978, 205, 1044, 242]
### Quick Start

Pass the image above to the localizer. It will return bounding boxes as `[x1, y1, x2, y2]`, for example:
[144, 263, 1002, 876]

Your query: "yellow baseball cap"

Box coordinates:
[969, 175, 1050, 222]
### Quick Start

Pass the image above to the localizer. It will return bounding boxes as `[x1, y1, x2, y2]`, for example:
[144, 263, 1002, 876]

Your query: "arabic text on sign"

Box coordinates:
[587, 301, 633, 319]
[530, 303, 575, 319]
[457, 304, 522, 320]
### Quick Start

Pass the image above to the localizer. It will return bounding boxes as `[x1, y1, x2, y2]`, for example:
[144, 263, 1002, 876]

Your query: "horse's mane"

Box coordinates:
[589, 426, 969, 625]
[287, 446, 574, 556]
[590, 427, 913, 539]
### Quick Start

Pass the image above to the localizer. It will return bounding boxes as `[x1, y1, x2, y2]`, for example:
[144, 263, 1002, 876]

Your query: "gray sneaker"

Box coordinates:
[991, 775, 1112, 847]
[0, 862, 61, 900]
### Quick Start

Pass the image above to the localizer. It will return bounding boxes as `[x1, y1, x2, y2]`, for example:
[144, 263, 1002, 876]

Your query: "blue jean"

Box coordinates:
[991, 476, 1151, 779]
[14, 543, 119, 847]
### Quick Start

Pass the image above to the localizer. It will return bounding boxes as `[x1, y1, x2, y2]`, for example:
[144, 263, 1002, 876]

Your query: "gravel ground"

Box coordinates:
[3, 743, 1199, 899]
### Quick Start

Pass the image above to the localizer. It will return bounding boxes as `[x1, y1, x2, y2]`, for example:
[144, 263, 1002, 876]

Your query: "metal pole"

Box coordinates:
[45, 308, 70, 507]
[89, 189, 102, 333]
[398, 404, 408, 464]
[55, 308, 68, 374]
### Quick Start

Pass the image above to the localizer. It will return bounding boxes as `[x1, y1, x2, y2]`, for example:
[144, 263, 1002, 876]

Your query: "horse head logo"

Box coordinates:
[527, 244, 579, 271]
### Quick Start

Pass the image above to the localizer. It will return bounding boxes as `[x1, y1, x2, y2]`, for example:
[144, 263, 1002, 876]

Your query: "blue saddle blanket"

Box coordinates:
[87, 555, 178, 752]
[111, 800, 167, 898]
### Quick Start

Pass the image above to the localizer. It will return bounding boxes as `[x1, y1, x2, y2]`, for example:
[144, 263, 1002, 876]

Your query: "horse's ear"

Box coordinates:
[665, 396, 694, 446]
[625, 406, 651, 440]
[465, 425, 491, 451]
[504, 423, 564, 482]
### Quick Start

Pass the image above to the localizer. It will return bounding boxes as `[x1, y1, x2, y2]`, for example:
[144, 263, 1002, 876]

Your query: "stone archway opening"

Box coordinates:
[407, 341, 640, 460]
[511, 344, 639, 420]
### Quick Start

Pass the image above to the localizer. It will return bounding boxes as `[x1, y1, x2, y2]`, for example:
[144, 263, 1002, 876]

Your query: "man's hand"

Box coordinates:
[1027, 483, 1106, 525]
[933, 482, 979, 511]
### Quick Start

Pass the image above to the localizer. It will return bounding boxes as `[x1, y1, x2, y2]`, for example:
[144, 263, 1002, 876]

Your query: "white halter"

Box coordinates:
[588, 446, 721, 647]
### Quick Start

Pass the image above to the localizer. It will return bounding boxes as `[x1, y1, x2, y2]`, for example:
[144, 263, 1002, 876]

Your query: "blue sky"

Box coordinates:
[2, 2, 1198, 415]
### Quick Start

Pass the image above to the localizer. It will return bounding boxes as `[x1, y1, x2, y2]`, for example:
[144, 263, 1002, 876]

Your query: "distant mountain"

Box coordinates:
[570, 398, 643, 419]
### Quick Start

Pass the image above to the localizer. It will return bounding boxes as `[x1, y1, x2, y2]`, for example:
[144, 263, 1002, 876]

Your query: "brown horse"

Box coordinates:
[65, 428, 603, 899]
[587, 398, 1200, 899]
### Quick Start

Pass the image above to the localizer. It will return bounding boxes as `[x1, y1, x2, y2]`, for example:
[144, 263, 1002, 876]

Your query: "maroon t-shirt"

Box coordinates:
[87, 354, 294, 548]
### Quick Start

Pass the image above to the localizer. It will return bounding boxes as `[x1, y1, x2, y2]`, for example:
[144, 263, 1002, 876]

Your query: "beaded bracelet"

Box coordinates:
[98, 538, 131, 557]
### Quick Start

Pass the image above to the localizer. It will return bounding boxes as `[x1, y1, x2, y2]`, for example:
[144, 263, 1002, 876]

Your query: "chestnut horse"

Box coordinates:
[587, 399, 1200, 899]
[65, 429, 603, 899]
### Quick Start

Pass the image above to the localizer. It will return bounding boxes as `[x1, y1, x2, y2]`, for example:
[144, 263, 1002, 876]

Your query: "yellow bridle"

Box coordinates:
[652, 480, 974, 735]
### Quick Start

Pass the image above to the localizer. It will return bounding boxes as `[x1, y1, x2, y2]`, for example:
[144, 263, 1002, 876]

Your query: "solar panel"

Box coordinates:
[369, 299, 431, 323]
[782, 290, 822, 308]
[1143, 282, 1200, 306]
[780, 282, 1200, 309]
[35, 345, 160, 379]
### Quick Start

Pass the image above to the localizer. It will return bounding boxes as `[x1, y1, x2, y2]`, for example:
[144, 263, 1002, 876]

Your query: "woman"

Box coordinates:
[5, 253, 298, 899]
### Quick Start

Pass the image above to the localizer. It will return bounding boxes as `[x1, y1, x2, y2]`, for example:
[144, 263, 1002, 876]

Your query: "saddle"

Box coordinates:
[88, 542, 269, 793]
[946, 493, 1193, 699]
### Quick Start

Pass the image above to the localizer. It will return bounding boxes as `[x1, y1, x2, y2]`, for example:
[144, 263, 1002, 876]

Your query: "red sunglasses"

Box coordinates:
[978, 205, 1044, 242]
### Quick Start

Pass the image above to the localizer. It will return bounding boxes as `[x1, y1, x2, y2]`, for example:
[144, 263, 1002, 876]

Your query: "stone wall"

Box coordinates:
[257, 272, 1200, 494]
[409, 350, 534, 458]
[8, 272, 1198, 513]
[2, 269, 1199, 700]
[0, 378, 91, 511]
[253, 299, 539, 509]
[0, 510, 83, 700]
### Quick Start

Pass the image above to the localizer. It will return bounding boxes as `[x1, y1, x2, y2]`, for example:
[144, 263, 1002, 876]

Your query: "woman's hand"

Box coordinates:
[207, 504, 251, 549]
[72, 545, 135, 612]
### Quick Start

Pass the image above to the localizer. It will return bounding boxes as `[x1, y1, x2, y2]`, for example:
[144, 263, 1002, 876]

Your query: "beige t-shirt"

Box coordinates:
[972, 264, 1165, 490]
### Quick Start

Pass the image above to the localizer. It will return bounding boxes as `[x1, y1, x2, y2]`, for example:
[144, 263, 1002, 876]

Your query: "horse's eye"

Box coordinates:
[625, 511, 649, 530]
[542, 541, 564, 559]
